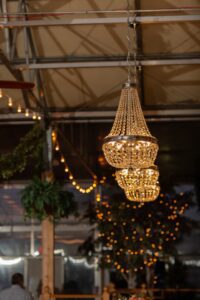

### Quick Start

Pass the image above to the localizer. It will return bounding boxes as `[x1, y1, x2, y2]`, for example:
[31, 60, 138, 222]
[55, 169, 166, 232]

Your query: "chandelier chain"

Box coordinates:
[126, 0, 131, 83]
[133, 21, 137, 84]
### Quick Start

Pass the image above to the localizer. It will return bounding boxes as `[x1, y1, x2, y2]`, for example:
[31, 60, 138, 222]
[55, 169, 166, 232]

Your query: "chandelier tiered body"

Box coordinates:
[125, 184, 160, 202]
[102, 83, 160, 202]
[115, 166, 159, 190]
[103, 83, 158, 169]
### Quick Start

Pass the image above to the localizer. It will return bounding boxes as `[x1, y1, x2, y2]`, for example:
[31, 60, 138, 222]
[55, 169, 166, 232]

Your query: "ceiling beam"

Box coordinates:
[0, 109, 200, 124]
[0, 15, 199, 28]
[13, 58, 200, 70]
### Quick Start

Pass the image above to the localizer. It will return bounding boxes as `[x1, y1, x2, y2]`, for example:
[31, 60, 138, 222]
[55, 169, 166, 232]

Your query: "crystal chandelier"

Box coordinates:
[102, 0, 160, 202]
[115, 166, 159, 190]
[102, 2, 158, 170]
[102, 83, 158, 169]
[125, 184, 160, 202]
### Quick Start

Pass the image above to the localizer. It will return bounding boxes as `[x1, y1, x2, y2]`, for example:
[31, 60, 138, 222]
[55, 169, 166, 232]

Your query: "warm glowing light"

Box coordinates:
[102, 84, 158, 169]
[60, 157, 65, 163]
[25, 109, 29, 117]
[125, 184, 160, 202]
[8, 97, 13, 107]
[116, 166, 159, 190]
[17, 105, 22, 113]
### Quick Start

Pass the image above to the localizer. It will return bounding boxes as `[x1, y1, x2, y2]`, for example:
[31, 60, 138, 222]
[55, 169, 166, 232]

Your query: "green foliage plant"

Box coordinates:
[21, 177, 78, 221]
[0, 124, 43, 179]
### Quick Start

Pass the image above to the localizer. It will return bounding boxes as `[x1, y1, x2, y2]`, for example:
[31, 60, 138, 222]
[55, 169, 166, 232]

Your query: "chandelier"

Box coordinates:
[102, 1, 160, 202]
[115, 166, 159, 190]
[102, 82, 158, 169]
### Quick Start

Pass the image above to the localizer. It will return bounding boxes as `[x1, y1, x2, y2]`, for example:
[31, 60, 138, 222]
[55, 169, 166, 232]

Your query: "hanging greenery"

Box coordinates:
[21, 177, 78, 221]
[0, 124, 43, 179]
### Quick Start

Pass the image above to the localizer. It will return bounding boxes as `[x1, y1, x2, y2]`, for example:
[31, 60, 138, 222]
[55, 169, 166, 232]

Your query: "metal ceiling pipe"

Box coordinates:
[13, 58, 200, 70]
[0, 15, 200, 28]
[0, 110, 200, 125]
[0, 7, 200, 15]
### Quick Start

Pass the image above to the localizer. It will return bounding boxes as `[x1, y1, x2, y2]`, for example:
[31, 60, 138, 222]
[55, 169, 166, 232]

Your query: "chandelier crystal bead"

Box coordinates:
[102, 83, 158, 169]
[116, 166, 159, 190]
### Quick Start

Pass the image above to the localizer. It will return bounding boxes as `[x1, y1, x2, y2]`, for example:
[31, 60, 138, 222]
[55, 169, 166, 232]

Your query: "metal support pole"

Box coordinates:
[24, 2, 48, 111]
[10, 0, 23, 60]
[2, 0, 11, 58]
[30, 218, 35, 256]
[42, 125, 54, 300]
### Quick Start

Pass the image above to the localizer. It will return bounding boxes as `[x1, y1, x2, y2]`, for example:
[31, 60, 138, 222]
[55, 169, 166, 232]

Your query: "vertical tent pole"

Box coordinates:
[42, 126, 54, 300]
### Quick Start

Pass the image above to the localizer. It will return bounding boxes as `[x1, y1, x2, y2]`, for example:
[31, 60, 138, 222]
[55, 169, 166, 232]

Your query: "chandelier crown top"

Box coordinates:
[107, 85, 152, 138]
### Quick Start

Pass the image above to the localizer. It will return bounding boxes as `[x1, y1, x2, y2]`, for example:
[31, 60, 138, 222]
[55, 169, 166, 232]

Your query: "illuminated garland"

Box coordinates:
[96, 191, 192, 274]
[0, 88, 41, 120]
[52, 130, 106, 194]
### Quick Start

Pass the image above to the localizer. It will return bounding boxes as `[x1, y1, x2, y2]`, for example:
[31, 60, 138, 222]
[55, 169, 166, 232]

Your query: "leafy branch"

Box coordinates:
[0, 124, 43, 179]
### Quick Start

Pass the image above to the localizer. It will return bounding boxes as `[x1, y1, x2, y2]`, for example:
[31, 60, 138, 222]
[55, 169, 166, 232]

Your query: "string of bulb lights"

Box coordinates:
[52, 130, 106, 194]
[96, 192, 190, 273]
[0, 88, 41, 120]
[102, 1, 160, 202]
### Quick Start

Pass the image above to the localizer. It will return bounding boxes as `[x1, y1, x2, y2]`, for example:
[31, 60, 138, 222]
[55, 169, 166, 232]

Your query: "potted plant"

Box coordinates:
[21, 177, 78, 221]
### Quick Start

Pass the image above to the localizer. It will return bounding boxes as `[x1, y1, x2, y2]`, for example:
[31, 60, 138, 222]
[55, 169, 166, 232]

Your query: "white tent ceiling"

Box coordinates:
[0, 0, 199, 119]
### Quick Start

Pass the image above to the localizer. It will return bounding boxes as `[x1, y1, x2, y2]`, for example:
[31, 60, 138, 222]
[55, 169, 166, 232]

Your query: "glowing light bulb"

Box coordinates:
[17, 105, 22, 113]
[0, 89, 2, 98]
[61, 157, 65, 163]
[8, 97, 13, 107]
[25, 109, 29, 117]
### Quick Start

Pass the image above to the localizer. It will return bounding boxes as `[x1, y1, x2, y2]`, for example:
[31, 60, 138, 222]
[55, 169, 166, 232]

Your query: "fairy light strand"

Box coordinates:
[0, 89, 41, 120]
[97, 192, 190, 274]
[52, 130, 106, 194]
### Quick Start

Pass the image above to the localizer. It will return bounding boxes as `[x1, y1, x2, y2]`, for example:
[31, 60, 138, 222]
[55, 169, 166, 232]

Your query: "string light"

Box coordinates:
[8, 97, 13, 107]
[52, 130, 102, 194]
[96, 193, 101, 202]
[17, 105, 22, 113]
[97, 191, 191, 274]
[25, 109, 29, 117]
[0, 89, 41, 122]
